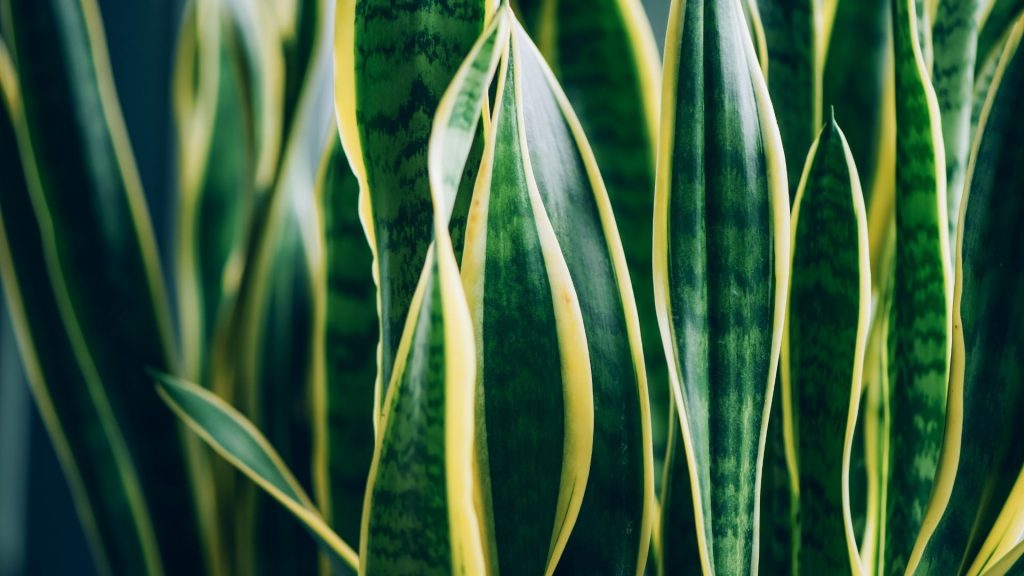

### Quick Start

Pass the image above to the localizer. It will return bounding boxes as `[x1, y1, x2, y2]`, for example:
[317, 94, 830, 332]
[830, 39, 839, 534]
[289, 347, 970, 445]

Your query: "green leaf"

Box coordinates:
[313, 129, 375, 554]
[782, 115, 871, 575]
[360, 17, 504, 572]
[909, 17, 1024, 575]
[977, 0, 1024, 73]
[155, 373, 359, 573]
[0, 39, 161, 576]
[659, 403, 703, 576]
[878, 0, 954, 573]
[822, 0, 891, 209]
[932, 0, 984, 259]
[0, 0, 205, 573]
[335, 0, 488, 409]
[511, 0, 669, 482]
[653, 0, 791, 573]
[758, 0, 823, 199]
[759, 396, 795, 575]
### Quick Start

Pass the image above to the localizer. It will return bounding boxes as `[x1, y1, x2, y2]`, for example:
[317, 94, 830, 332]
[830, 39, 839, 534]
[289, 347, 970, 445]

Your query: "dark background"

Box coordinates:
[0, 1, 670, 574]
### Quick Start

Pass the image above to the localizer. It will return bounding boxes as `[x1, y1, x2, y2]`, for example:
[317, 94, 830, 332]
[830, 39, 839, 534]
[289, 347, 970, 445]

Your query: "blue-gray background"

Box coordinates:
[0, 1, 669, 574]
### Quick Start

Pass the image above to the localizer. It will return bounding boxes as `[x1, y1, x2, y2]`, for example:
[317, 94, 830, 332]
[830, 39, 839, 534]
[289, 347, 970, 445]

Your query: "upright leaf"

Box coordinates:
[976, 0, 1024, 71]
[511, 0, 669, 477]
[313, 130, 374, 553]
[0, 39, 161, 576]
[782, 115, 871, 575]
[0, 0, 204, 572]
[654, 0, 791, 573]
[910, 18, 1024, 575]
[878, 0, 954, 573]
[335, 0, 487, 408]
[932, 0, 984, 258]
[758, 0, 822, 199]
[659, 404, 703, 576]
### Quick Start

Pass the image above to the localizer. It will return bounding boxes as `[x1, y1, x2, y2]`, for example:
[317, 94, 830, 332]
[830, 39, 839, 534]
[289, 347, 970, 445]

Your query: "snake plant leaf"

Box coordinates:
[757, 0, 822, 200]
[654, 0, 791, 573]
[977, 0, 1024, 74]
[742, 0, 769, 73]
[155, 373, 359, 574]
[782, 115, 871, 575]
[334, 0, 488, 409]
[879, 0, 954, 573]
[0, 0, 206, 573]
[909, 18, 1024, 575]
[173, 0, 253, 388]
[0, 41, 161, 576]
[659, 403, 703, 576]
[313, 129, 374, 552]
[932, 0, 984, 259]
[360, 17, 505, 573]
[823, 0, 891, 209]
[510, 0, 669, 480]
[967, 467, 1024, 575]
[759, 396, 794, 576]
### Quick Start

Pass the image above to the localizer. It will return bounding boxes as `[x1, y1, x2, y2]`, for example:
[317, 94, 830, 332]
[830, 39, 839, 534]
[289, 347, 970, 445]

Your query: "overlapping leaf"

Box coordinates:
[782, 115, 870, 575]
[910, 17, 1024, 575]
[653, 0, 791, 574]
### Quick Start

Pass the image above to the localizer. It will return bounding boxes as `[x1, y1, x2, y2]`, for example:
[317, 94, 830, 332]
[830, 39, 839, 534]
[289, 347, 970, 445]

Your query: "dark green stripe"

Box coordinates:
[788, 118, 864, 575]
[479, 51, 564, 575]
[353, 0, 485, 392]
[364, 258, 452, 575]
[915, 32, 1024, 575]
[664, 0, 776, 572]
[517, 30, 647, 575]
[882, 1, 952, 573]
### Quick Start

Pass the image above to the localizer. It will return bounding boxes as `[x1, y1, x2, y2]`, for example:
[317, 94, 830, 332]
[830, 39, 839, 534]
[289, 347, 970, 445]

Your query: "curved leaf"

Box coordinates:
[977, 0, 1024, 72]
[910, 17, 1024, 575]
[782, 115, 871, 575]
[878, 0, 954, 573]
[0, 0, 204, 572]
[358, 13, 505, 574]
[155, 374, 359, 573]
[511, 0, 669, 478]
[653, 0, 791, 573]
[0, 39, 160, 576]
[334, 0, 488, 408]
[313, 129, 375, 553]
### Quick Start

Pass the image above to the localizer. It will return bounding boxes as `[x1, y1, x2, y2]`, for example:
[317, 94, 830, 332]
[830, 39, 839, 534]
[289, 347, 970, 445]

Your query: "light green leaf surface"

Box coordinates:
[878, 0, 954, 573]
[653, 0, 791, 573]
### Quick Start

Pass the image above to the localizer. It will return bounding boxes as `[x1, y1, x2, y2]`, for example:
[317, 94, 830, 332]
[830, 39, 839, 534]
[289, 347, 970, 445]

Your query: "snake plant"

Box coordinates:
[4, 0, 1024, 574]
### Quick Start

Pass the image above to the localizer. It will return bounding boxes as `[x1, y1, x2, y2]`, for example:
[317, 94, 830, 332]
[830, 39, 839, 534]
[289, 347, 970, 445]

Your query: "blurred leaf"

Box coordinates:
[977, 0, 1024, 73]
[910, 17, 1024, 575]
[782, 115, 870, 574]
[155, 373, 359, 573]
[0, 0, 204, 572]
[653, 0, 790, 573]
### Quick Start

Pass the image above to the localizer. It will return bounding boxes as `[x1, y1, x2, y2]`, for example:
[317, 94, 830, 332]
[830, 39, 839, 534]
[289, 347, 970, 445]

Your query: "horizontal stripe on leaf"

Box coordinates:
[0, 0, 203, 572]
[911, 18, 1024, 575]
[514, 27, 652, 576]
[783, 116, 870, 576]
[653, 0, 791, 574]
[881, 0, 954, 573]
[335, 0, 487, 405]
[314, 130, 375, 552]
[156, 374, 359, 573]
